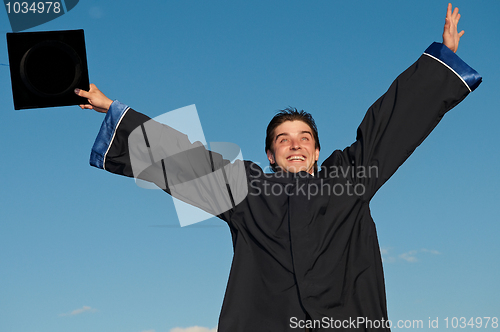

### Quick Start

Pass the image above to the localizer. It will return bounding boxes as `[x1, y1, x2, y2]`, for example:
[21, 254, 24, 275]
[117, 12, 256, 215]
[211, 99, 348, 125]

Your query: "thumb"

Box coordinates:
[74, 87, 91, 99]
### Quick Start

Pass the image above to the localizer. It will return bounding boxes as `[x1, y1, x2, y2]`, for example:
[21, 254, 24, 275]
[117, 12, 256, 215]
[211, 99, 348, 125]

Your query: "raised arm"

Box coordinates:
[443, 3, 464, 53]
[86, 96, 248, 224]
[322, 3, 481, 199]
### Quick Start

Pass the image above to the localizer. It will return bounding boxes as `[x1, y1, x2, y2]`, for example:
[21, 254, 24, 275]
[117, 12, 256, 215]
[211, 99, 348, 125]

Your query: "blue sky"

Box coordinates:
[1, 1, 499, 331]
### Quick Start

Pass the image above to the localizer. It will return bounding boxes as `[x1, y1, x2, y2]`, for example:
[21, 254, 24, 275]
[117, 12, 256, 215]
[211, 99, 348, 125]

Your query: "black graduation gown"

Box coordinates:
[89, 43, 481, 331]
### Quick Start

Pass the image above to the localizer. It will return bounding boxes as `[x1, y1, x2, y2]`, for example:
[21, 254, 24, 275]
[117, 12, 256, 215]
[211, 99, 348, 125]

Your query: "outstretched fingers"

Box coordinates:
[442, 3, 464, 53]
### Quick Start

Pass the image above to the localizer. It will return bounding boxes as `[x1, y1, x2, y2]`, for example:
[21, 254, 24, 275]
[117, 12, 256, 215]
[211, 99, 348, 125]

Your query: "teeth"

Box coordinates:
[287, 156, 305, 161]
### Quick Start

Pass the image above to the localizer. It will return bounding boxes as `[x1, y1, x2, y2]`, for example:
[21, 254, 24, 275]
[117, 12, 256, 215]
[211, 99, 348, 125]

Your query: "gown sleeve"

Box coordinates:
[321, 42, 482, 200]
[89, 101, 248, 221]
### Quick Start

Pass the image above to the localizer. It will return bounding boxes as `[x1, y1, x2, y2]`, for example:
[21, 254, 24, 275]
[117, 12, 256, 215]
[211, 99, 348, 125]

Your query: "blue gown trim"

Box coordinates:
[90, 100, 130, 169]
[424, 42, 482, 92]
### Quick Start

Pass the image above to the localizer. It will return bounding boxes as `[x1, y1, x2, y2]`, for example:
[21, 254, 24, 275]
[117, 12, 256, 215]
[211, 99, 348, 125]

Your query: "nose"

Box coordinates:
[290, 138, 301, 150]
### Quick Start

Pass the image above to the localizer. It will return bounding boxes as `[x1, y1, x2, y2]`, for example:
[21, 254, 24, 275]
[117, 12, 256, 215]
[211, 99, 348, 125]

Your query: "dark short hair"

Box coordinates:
[265, 107, 320, 172]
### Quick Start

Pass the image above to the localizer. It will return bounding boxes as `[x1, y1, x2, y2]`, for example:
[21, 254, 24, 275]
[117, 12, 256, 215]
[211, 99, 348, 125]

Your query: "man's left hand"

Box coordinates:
[443, 3, 464, 53]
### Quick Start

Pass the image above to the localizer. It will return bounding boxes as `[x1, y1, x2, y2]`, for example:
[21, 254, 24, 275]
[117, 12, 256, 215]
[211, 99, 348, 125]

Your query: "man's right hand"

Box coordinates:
[74, 84, 113, 113]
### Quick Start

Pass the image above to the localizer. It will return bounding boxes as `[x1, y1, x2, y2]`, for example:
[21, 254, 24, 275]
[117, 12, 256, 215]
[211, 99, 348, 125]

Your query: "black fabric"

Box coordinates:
[104, 109, 150, 177]
[99, 54, 473, 331]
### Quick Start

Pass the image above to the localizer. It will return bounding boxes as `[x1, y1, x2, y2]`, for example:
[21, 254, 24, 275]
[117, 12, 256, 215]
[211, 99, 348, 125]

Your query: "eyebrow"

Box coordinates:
[275, 131, 313, 142]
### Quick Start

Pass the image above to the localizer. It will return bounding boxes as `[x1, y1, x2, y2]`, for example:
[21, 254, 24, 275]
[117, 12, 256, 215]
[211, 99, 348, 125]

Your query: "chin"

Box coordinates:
[285, 165, 310, 173]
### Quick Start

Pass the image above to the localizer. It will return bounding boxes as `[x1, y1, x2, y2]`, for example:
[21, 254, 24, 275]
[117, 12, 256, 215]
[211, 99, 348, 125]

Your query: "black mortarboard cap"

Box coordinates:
[6, 29, 90, 110]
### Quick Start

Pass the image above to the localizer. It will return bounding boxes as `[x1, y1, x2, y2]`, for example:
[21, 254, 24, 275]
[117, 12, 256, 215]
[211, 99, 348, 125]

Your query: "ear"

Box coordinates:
[314, 148, 320, 161]
[266, 149, 275, 164]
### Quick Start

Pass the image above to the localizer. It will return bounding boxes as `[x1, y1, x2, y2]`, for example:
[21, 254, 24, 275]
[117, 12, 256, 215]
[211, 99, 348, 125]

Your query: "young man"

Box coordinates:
[77, 4, 481, 331]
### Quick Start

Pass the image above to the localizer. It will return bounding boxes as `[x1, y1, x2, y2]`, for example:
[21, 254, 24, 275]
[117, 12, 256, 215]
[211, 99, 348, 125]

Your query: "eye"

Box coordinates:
[279, 138, 288, 143]
[301, 137, 309, 141]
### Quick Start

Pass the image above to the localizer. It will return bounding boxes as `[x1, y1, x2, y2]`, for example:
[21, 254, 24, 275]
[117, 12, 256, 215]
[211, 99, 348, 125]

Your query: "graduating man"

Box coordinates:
[76, 4, 481, 331]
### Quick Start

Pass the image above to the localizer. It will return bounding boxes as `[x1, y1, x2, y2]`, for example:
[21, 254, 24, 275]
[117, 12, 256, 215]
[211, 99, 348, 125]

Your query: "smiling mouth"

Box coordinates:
[287, 155, 305, 161]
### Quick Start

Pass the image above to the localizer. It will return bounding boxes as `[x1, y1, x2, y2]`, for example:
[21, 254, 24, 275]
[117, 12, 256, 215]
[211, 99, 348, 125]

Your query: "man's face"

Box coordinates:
[266, 120, 320, 175]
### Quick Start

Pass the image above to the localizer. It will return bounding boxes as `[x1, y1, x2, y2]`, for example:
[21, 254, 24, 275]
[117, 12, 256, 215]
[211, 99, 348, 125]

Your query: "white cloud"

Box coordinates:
[399, 250, 418, 262]
[381, 247, 441, 263]
[170, 326, 217, 332]
[380, 247, 396, 263]
[59, 305, 97, 317]
[421, 248, 441, 255]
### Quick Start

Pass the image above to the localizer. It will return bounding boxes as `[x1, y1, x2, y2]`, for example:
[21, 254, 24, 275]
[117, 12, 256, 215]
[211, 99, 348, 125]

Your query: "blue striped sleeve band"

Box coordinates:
[424, 42, 482, 92]
[90, 100, 130, 169]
